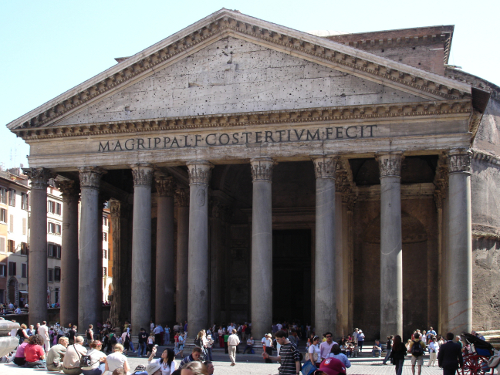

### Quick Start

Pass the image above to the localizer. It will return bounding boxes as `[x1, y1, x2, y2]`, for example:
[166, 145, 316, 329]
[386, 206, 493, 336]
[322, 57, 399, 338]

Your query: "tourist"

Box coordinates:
[203, 361, 214, 374]
[154, 324, 164, 345]
[438, 332, 463, 375]
[320, 332, 337, 361]
[105, 343, 131, 374]
[428, 336, 439, 367]
[262, 330, 301, 375]
[24, 334, 46, 368]
[16, 323, 29, 344]
[38, 320, 51, 352]
[81, 340, 107, 375]
[316, 357, 347, 375]
[149, 346, 177, 374]
[138, 327, 148, 357]
[146, 332, 155, 356]
[179, 360, 208, 375]
[409, 332, 426, 375]
[372, 339, 382, 357]
[307, 335, 321, 367]
[205, 334, 214, 361]
[179, 347, 202, 369]
[63, 335, 87, 374]
[13, 338, 29, 366]
[177, 332, 185, 358]
[46, 336, 69, 371]
[263, 333, 273, 363]
[382, 335, 393, 365]
[328, 343, 351, 368]
[164, 325, 171, 345]
[86, 324, 94, 345]
[243, 336, 255, 354]
[217, 326, 224, 348]
[357, 329, 365, 352]
[227, 328, 240, 366]
[390, 335, 407, 375]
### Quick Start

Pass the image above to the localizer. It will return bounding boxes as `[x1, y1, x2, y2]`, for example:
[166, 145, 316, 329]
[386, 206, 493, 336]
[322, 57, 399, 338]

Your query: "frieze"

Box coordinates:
[131, 164, 154, 186]
[79, 167, 106, 189]
[23, 168, 53, 190]
[14, 100, 472, 141]
[250, 158, 275, 182]
[187, 161, 213, 185]
[12, 13, 470, 132]
[448, 148, 472, 174]
[376, 152, 404, 178]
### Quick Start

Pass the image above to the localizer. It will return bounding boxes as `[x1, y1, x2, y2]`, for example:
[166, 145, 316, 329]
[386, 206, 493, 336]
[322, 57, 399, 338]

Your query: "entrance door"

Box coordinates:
[272, 229, 312, 324]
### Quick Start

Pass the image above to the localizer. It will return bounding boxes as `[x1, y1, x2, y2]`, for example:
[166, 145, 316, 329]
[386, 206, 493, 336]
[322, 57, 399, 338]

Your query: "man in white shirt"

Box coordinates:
[227, 329, 240, 366]
[38, 321, 51, 352]
[320, 332, 338, 361]
[62, 336, 87, 374]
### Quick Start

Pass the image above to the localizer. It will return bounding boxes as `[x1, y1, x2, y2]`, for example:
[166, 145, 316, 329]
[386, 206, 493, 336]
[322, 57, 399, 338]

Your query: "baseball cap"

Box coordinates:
[319, 357, 346, 375]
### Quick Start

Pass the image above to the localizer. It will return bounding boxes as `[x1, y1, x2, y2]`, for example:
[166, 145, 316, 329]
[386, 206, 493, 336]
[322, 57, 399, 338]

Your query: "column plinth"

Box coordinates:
[447, 148, 472, 334]
[56, 180, 80, 327]
[24, 168, 52, 325]
[78, 167, 105, 330]
[377, 151, 404, 339]
[175, 188, 189, 324]
[312, 156, 338, 336]
[187, 161, 213, 340]
[250, 157, 275, 340]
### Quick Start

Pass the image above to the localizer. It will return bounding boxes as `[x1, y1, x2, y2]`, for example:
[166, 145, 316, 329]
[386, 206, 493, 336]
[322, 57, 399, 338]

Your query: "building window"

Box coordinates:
[47, 243, 61, 258]
[48, 201, 61, 215]
[103, 232, 107, 242]
[8, 262, 16, 276]
[7, 240, 15, 253]
[48, 268, 54, 282]
[0, 237, 5, 253]
[0, 289, 3, 303]
[8, 189, 15, 207]
[22, 263, 27, 278]
[103, 249, 107, 259]
[0, 188, 7, 204]
[48, 222, 62, 234]
[103, 267, 107, 276]
[55, 245, 61, 259]
[0, 264, 6, 277]
[9, 215, 13, 233]
[54, 267, 60, 282]
[0, 208, 6, 223]
[54, 288, 59, 304]
[21, 193, 28, 210]
[103, 216, 108, 226]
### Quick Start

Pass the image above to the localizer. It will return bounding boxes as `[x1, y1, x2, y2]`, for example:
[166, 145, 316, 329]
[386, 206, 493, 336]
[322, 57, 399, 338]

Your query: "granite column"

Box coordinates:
[312, 156, 338, 337]
[56, 180, 80, 327]
[78, 167, 105, 330]
[187, 161, 213, 338]
[131, 164, 154, 337]
[250, 158, 275, 340]
[446, 149, 472, 334]
[24, 168, 51, 325]
[377, 152, 404, 339]
[155, 175, 176, 326]
[175, 189, 189, 324]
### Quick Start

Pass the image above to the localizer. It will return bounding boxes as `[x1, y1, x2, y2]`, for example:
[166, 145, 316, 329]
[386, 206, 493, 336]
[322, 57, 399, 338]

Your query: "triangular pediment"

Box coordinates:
[7, 8, 473, 132]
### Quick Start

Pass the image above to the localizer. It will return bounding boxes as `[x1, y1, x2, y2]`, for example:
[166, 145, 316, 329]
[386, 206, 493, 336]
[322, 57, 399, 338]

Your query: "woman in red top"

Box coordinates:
[24, 334, 45, 368]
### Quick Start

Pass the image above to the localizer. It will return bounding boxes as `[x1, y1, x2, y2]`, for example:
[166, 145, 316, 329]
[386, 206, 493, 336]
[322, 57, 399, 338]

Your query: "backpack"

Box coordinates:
[411, 340, 424, 356]
[194, 338, 201, 347]
[80, 354, 92, 368]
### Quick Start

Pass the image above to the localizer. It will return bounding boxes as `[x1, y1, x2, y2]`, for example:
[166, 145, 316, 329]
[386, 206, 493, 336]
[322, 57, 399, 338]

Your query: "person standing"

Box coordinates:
[438, 332, 463, 375]
[383, 335, 393, 365]
[409, 332, 426, 375]
[389, 335, 407, 375]
[428, 336, 439, 367]
[138, 328, 148, 357]
[262, 330, 301, 375]
[319, 332, 337, 362]
[227, 329, 240, 366]
[307, 336, 321, 367]
[38, 320, 51, 352]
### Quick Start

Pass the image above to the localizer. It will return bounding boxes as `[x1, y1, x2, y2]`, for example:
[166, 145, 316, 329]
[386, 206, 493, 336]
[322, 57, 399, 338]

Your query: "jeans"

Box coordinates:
[82, 363, 105, 375]
[243, 345, 254, 354]
[383, 348, 392, 364]
[394, 359, 404, 375]
[373, 349, 381, 357]
[207, 347, 213, 361]
[138, 342, 147, 356]
[129, 340, 135, 352]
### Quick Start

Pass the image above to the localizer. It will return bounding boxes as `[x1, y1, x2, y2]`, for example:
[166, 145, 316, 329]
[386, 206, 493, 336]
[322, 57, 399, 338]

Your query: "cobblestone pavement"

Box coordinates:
[0, 351, 446, 375]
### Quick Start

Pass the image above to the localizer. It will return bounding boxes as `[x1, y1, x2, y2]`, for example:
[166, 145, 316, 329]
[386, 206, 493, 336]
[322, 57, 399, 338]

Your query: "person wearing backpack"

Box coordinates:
[409, 332, 426, 375]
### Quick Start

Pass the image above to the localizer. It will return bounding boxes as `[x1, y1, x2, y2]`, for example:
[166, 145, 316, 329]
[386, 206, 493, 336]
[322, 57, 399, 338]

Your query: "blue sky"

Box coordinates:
[1, 0, 498, 169]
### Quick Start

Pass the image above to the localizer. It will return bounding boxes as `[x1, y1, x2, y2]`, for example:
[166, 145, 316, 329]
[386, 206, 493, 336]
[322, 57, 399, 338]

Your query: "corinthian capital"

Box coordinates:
[55, 180, 79, 201]
[23, 168, 52, 190]
[187, 161, 213, 185]
[250, 158, 275, 182]
[79, 167, 106, 189]
[155, 175, 175, 197]
[312, 156, 339, 179]
[376, 151, 404, 178]
[131, 164, 154, 186]
[448, 148, 472, 174]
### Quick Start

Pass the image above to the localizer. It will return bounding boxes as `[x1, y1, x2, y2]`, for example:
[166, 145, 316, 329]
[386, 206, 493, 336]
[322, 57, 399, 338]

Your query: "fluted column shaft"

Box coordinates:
[131, 164, 154, 337]
[57, 180, 80, 327]
[155, 175, 176, 326]
[176, 189, 189, 324]
[377, 152, 404, 339]
[250, 158, 275, 340]
[447, 149, 472, 334]
[312, 156, 338, 337]
[187, 161, 213, 339]
[25, 168, 51, 325]
[78, 167, 105, 330]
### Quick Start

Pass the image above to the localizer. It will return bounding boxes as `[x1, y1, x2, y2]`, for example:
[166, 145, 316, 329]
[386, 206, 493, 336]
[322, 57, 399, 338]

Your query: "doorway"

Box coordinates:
[272, 229, 312, 324]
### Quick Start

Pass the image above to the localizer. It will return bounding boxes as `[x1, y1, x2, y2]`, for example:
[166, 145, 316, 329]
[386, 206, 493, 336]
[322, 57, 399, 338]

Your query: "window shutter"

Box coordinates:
[0, 237, 5, 252]
[9, 215, 13, 233]
[22, 218, 26, 235]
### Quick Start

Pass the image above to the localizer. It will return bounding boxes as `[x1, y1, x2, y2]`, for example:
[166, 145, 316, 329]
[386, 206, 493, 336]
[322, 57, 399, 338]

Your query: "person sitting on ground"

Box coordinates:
[63, 335, 87, 374]
[81, 340, 107, 375]
[105, 343, 130, 374]
[13, 338, 29, 366]
[148, 346, 176, 374]
[328, 344, 351, 368]
[179, 360, 208, 375]
[179, 347, 202, 369]
[372, 339, 382, 357]
[243, 336, 255, 354]
[203, 361, 214, 375]
[24, 334, 46, 368]
[46, 336, 69, 371]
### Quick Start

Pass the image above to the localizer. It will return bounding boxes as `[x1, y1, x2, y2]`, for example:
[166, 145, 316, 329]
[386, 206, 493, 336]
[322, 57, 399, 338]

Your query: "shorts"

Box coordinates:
[411, 355, 424, 366]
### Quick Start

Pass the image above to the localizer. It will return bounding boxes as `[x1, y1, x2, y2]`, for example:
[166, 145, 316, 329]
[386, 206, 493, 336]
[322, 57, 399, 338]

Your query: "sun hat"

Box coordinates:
[318, 357, 346, 375]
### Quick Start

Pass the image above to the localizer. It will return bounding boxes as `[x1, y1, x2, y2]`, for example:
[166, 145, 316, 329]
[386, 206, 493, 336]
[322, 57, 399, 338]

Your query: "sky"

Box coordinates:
[1, 0, 499, 169]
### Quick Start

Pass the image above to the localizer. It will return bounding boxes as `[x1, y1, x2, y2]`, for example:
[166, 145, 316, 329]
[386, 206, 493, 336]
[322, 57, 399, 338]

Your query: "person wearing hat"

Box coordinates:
[263, 333, 273, 363]
[317, 357, 347, 375]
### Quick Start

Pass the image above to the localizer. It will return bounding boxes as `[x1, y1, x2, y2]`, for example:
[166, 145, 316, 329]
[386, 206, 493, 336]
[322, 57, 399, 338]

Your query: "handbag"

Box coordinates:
[301, 359, 317, 375]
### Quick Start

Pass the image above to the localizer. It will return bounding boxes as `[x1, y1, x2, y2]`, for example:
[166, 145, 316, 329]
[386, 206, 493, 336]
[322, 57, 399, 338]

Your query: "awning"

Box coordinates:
[19, 291, 28, 294]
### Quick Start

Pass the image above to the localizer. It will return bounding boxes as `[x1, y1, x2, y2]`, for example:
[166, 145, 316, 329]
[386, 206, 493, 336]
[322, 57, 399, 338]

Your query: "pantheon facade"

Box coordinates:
[6, 10, 500, 340]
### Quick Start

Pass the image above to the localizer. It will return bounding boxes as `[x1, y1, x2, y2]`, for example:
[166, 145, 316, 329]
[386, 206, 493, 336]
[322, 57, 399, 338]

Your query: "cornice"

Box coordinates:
[472, 149, 500, 166]
[13, 100, 472, 141]
[8, 10, 471, 132]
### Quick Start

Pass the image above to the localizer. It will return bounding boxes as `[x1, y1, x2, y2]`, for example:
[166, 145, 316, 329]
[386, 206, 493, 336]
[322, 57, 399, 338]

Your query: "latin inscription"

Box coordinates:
[98, 125, 377, 152]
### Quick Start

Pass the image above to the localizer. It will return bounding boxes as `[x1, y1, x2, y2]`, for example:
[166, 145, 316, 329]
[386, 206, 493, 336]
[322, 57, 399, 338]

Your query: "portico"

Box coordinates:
[7, 9, 493, 340]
